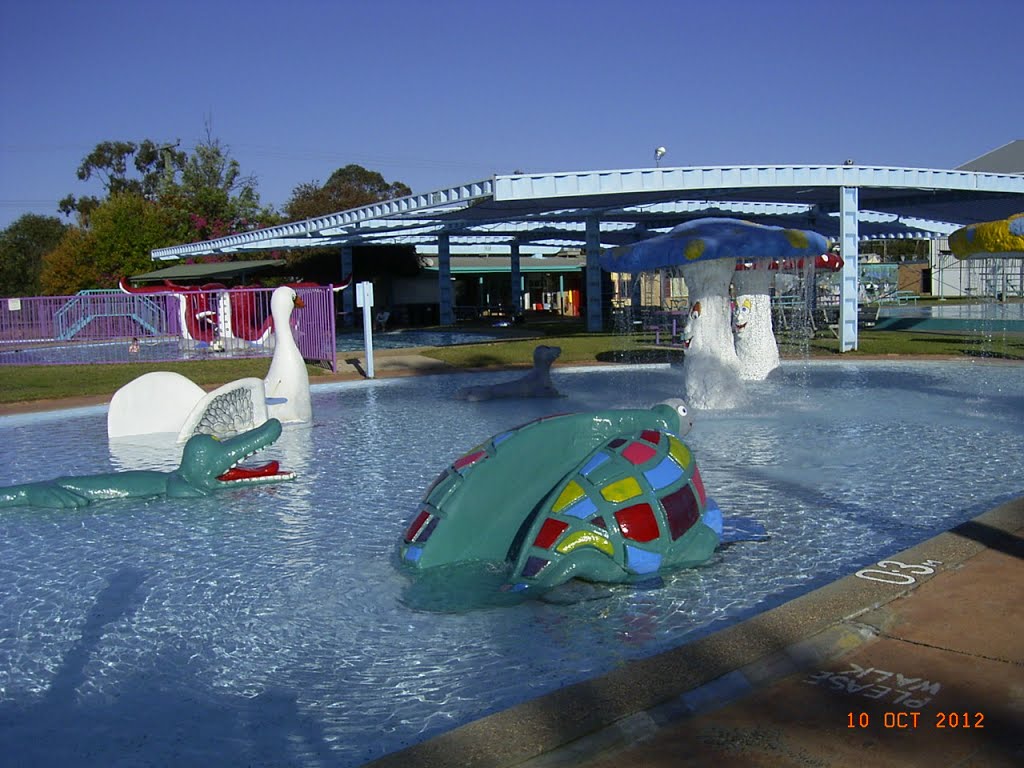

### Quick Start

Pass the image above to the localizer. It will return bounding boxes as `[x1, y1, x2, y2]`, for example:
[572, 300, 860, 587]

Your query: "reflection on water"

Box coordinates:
[108, 432, 183, 472]
[0, 360, 1022, 767]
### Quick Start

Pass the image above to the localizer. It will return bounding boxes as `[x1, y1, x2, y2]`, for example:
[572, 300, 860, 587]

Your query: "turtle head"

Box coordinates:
[652, 398, 694, 437]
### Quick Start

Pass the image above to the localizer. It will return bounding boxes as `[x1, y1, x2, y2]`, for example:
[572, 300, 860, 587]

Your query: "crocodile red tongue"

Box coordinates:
[217, 461, 281, 482]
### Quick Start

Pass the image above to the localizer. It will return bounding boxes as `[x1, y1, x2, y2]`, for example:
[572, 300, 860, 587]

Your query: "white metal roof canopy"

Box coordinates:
[150, 163, 1024, 349]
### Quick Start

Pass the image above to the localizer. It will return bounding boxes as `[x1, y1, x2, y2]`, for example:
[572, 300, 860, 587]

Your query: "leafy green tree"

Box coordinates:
[284, 164, 411, 221]
[0, 214, 68, 297]
[162, 133, 278, 240]
[45, 130, 278, 294]
[59, 139, 186, 224]
[40, 193, 181, 294]
[39, 226, 98, 295]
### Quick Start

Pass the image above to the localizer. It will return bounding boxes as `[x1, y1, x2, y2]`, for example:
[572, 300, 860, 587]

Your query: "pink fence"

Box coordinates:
[0, 286, 338, 371]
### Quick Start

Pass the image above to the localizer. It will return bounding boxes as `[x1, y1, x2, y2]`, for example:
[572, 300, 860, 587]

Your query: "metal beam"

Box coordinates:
[151, 179, 494, 260]
[494, 165, 1024, 201]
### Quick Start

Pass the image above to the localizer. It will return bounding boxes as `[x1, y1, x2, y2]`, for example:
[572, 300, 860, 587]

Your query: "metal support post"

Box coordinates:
[340, 246, 354, 327]
[839, 186, 860, 352]
[438, 233, 454, 325]
[510, 241, 522, 314]
[356, 281, 375, 378]
[585, 217, 602, 332]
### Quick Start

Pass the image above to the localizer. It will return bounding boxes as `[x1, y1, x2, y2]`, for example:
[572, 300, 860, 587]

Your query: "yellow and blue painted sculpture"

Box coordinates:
[400, 400, 725, 593]
[949, 212, 1024, 258]
[599, 217, 830, 410]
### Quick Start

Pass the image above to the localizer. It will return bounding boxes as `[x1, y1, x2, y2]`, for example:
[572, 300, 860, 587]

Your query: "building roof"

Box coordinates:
[956, 140, 1024, 174]
[150, 163, 1024, 262]
[129, 258, 287, 283]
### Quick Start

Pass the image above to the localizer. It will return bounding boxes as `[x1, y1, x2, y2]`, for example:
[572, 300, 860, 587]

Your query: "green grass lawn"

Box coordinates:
[0, 359, 335, 405]
[1, 322, 1021, 405]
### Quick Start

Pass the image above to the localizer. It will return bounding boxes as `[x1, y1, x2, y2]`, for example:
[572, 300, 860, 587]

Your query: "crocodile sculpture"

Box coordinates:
[400, 400, 727, 595]
[0, 419, 294, 509]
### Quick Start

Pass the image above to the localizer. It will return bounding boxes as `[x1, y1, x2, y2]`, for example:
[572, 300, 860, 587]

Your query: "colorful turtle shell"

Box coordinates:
[507, 427, 721, 590]
[399, 403, 722, 593]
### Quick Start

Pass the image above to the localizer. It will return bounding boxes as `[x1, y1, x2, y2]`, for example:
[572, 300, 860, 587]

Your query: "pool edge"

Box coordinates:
[364, 495, 1024, 768]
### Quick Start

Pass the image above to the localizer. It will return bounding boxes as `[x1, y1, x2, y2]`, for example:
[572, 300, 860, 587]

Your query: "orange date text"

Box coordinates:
[847, 711, 985, 729]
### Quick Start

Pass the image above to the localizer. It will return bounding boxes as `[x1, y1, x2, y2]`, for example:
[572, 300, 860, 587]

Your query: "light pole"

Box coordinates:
[655, 147, 667, 167]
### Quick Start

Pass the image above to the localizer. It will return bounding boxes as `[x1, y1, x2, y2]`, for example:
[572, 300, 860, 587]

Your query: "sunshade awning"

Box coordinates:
[128, 259, 287, 283]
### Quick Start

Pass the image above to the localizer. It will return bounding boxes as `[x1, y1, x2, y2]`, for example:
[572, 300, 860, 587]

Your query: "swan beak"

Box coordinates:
[293, 296, 306, 309]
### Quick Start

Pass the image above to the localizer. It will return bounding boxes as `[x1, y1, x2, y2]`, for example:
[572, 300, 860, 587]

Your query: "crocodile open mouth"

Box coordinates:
[217, 460, 295, 483]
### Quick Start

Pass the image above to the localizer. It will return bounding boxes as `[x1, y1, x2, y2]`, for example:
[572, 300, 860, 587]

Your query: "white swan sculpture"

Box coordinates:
[108, 286, 313, 442]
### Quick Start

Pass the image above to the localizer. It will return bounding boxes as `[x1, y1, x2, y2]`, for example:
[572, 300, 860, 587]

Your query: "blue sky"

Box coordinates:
[1, 0, 1020, 231]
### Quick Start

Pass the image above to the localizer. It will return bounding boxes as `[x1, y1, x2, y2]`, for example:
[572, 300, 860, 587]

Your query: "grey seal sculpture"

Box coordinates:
[455, 345, 563, 401]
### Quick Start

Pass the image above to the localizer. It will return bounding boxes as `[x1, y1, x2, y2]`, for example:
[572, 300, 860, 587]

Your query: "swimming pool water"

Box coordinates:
[879, 301, 1024, 320]
[0, 328, 510, 366]
[1, 360, 1022, 766]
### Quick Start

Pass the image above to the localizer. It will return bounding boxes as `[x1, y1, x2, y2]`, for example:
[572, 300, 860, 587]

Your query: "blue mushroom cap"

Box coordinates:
[601, 217, 830, 274]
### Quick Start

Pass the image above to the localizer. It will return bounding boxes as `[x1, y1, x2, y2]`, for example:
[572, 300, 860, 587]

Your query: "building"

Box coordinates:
[928, 140, 1024, 299]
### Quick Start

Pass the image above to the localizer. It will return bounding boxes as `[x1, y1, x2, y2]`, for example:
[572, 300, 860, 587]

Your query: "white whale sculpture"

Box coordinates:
[107, 286, 311, 441]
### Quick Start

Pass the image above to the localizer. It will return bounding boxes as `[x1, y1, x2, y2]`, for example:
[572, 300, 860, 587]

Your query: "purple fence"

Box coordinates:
[0, 286, 338, 371]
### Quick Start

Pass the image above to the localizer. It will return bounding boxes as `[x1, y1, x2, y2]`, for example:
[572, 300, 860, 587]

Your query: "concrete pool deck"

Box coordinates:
[366, 497, 1023, 768]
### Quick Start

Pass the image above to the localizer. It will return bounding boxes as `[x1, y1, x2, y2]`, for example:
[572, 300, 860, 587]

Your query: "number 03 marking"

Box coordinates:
[856, 559, 939, 585]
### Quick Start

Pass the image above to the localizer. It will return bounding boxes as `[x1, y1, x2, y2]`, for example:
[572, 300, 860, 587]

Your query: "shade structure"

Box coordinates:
[128, 259, 287, 284]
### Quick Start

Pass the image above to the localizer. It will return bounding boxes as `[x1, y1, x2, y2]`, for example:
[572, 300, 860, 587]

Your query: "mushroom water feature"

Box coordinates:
[601, 217, 830, 409]
[731, 261, 776, 381]
[948, 212, 1024, 258]
[678, 258, 744, 409]
[732, 252, 843, 381]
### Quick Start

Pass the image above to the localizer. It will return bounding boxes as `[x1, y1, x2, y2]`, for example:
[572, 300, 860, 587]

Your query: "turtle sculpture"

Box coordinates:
[0, 419, 294, 509]
[399, 400, 725, 594]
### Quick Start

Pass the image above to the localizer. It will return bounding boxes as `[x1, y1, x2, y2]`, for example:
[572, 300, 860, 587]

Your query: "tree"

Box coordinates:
[44, 131, 279, 294]
[165, 133, 278, 240]
[40, 193, 180, 294]
[0, 214, 68, 297]
[59, 139, 186, 224]
[39, 226, 98, 295]
[284, 164, 411, 221]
